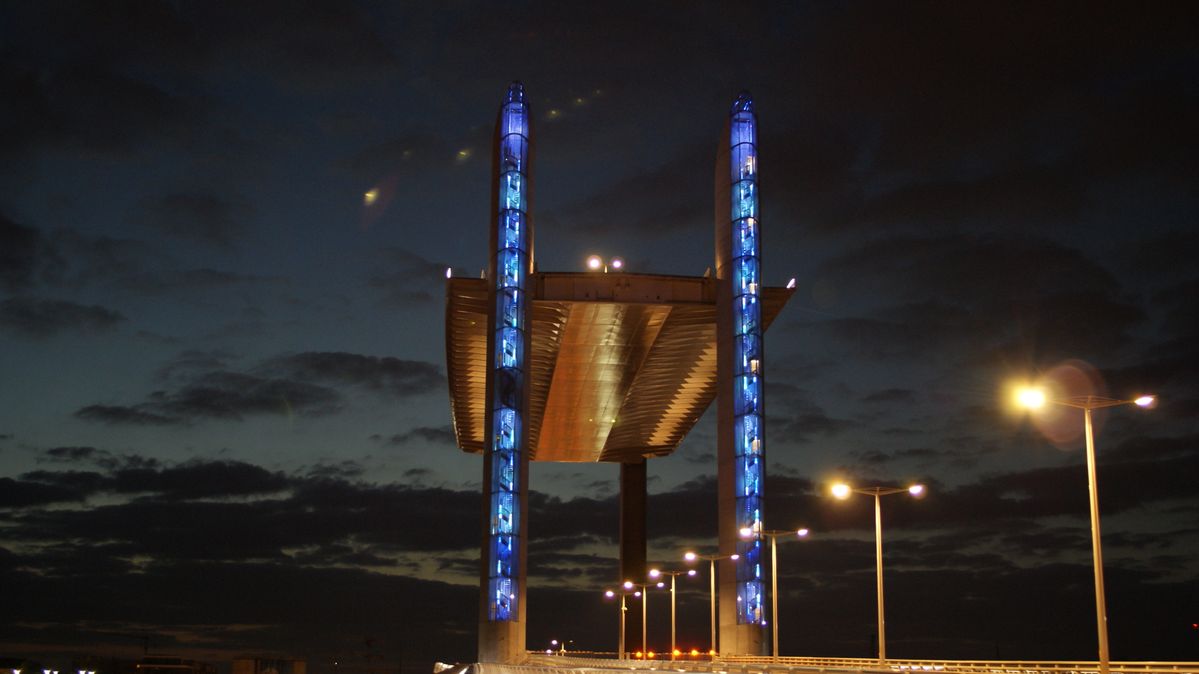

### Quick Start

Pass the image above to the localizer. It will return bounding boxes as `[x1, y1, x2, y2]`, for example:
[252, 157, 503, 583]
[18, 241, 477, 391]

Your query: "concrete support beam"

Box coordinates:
[620, 458, 647, 654]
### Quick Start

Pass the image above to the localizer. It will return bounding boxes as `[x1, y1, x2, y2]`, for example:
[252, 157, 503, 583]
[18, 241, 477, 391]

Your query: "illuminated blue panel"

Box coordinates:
[488, 82, 530, 622]
[728, 92, 765, 625]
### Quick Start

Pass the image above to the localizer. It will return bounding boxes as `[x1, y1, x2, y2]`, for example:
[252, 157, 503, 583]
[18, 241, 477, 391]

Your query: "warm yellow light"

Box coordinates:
[1016, 387, 1046, 409]
[1134, 395, 1155, 408]
[690, 649, 699, 656]
[831, 483, 851, 499]
[649, 568, 661, 578]
[684, 551, 697, 562]
[634, 651, 642, 659]
[909, 484, 925, 496]
[363, 188, 378, 205]
[672, 649, 681, 657]
[708, 649, 717, 656]
[586, 255, 603, 270]
[647, 651, 656, 659]
[739, 526, 754, 537]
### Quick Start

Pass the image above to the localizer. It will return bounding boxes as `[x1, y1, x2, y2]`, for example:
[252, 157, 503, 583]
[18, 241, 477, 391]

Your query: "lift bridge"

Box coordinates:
[442, 84, 1198, 674]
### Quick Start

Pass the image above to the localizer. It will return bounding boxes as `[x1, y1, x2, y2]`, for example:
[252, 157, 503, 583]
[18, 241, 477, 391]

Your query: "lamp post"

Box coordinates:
[649, 567, 698, 660]
[683, 550, 739, 657]
[1015, 389, 1155, 674]
[605, 588, 641, 659]
[738, 526, 810, 659]
[624, 579, 663, 657]
[831, 482, 925, 664]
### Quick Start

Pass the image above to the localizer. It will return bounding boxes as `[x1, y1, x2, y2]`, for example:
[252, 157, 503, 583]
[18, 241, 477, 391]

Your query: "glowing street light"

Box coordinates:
[624, 579, 664, 658]
[738, 527, 810, 659]
[649, 566, 698, 660]
[605, 587, 641, 659]
[683, 550, 739, 657]
[585, 254, 626, 273]
[1014, 387, 1156, 674]
[831, 482, 925, 664]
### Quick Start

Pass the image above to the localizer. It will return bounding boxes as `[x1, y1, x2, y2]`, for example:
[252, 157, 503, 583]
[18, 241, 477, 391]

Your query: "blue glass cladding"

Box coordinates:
[728, 92, 766, 626]
[488, 82, 530, 623]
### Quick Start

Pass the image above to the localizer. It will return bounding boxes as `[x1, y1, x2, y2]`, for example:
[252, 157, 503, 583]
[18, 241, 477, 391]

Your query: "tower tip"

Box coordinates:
[731, 91, 754, 115]
[506, 81, 526, 104]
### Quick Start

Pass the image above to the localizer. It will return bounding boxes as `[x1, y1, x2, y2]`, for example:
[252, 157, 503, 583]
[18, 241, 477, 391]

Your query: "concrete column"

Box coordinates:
[620, 458, 647, 654]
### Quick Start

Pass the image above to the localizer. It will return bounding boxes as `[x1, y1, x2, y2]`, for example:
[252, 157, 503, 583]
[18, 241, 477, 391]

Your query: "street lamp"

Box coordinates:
[624, 579, 664, 658]
[683, 550, 739, 657]
[649, 566, 698, 660]
[1015, 388, 1155, 674]
[738, 526, 810, 658]
[605, 587, 641, 659]
[831, 481, 925, 664]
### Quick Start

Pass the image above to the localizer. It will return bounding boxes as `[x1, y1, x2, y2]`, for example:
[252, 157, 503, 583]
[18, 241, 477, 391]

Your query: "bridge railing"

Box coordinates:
[523, 653, 1199, 674]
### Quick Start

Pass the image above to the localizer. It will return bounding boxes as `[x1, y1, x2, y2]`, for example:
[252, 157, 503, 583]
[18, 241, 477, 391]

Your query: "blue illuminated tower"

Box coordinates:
[715, 91, 768, 655]
[479, 81, 532, 663]
[452, 86, 792, 663]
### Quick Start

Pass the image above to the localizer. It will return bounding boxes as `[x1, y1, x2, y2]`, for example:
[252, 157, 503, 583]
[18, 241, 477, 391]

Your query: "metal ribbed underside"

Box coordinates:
[445, 275, 792, 462]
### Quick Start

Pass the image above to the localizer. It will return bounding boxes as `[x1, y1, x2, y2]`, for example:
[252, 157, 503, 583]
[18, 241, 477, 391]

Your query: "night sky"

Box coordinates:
[2, 1, 1198, 670]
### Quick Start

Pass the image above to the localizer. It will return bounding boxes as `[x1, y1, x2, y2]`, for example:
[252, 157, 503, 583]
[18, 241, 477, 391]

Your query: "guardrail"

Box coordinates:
[523, 653, 1199, 674]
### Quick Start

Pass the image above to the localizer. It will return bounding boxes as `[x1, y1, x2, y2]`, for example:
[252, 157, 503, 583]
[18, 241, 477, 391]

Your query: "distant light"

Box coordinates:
[547, 109, 561, 119]
[786, 278, 796, 289]
[605, 589, 615, 598]
[649, 568, 661, 578]
[623, 580, 634, 590]
[445, 267, 452, 279]
[363, 188, 378, 205]
[551, 639, 558, 646]
[544, 650, 552, 655]
[690, 649, 699, 656]
[684, 551, 697, 562]
[909, 484, 925, 496]
[610, 257, 624, 270]
[586, 255, 603, 271]
[1134, 395, 1156, 408]
[831, 483, 852, 499]
[739, 526, 754, 538]
[687, 569, 697, 576]
[730, 553, 740, 560]
[456, 148, 472, 162]
[796, 528, 809, 537]
[634, 591, 641, 597]
[1016, 387, 1046, 409]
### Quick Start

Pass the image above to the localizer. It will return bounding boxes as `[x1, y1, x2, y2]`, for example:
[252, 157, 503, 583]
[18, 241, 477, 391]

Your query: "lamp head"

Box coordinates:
[623, 580, 634, 590]
[908, 484, 926, 497]
[648, 568, 661, 578]
[683, 551, 697, 562]
[1134, 395, 1156, 408]
[1016, 387, 1047, 409]
[831, 483, 851, 499]
[796, 528, 809, 537]
[586, 255, 603, 271]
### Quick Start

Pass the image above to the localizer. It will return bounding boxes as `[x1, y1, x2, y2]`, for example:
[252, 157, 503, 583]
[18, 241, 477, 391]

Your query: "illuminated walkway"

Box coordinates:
[498, 654, 1199, 674]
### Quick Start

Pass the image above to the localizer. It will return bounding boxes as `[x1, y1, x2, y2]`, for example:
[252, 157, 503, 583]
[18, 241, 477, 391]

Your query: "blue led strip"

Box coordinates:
[729, 93, 765, 626]
[488, 82, 529, 622]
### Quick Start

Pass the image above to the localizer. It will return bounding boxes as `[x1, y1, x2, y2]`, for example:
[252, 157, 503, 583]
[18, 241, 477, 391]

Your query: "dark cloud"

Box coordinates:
[76, 351, 442, 426]
[0, 213, 49, 291]
[862, 388, 916, 404]
[366, 248, 449, 307]
[74, 404, 182, 426]
[137, 192, 255, 248]
[262, 352, 443, 399]
[379, 426, 456, 447]
[0, 296, 125, 338]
